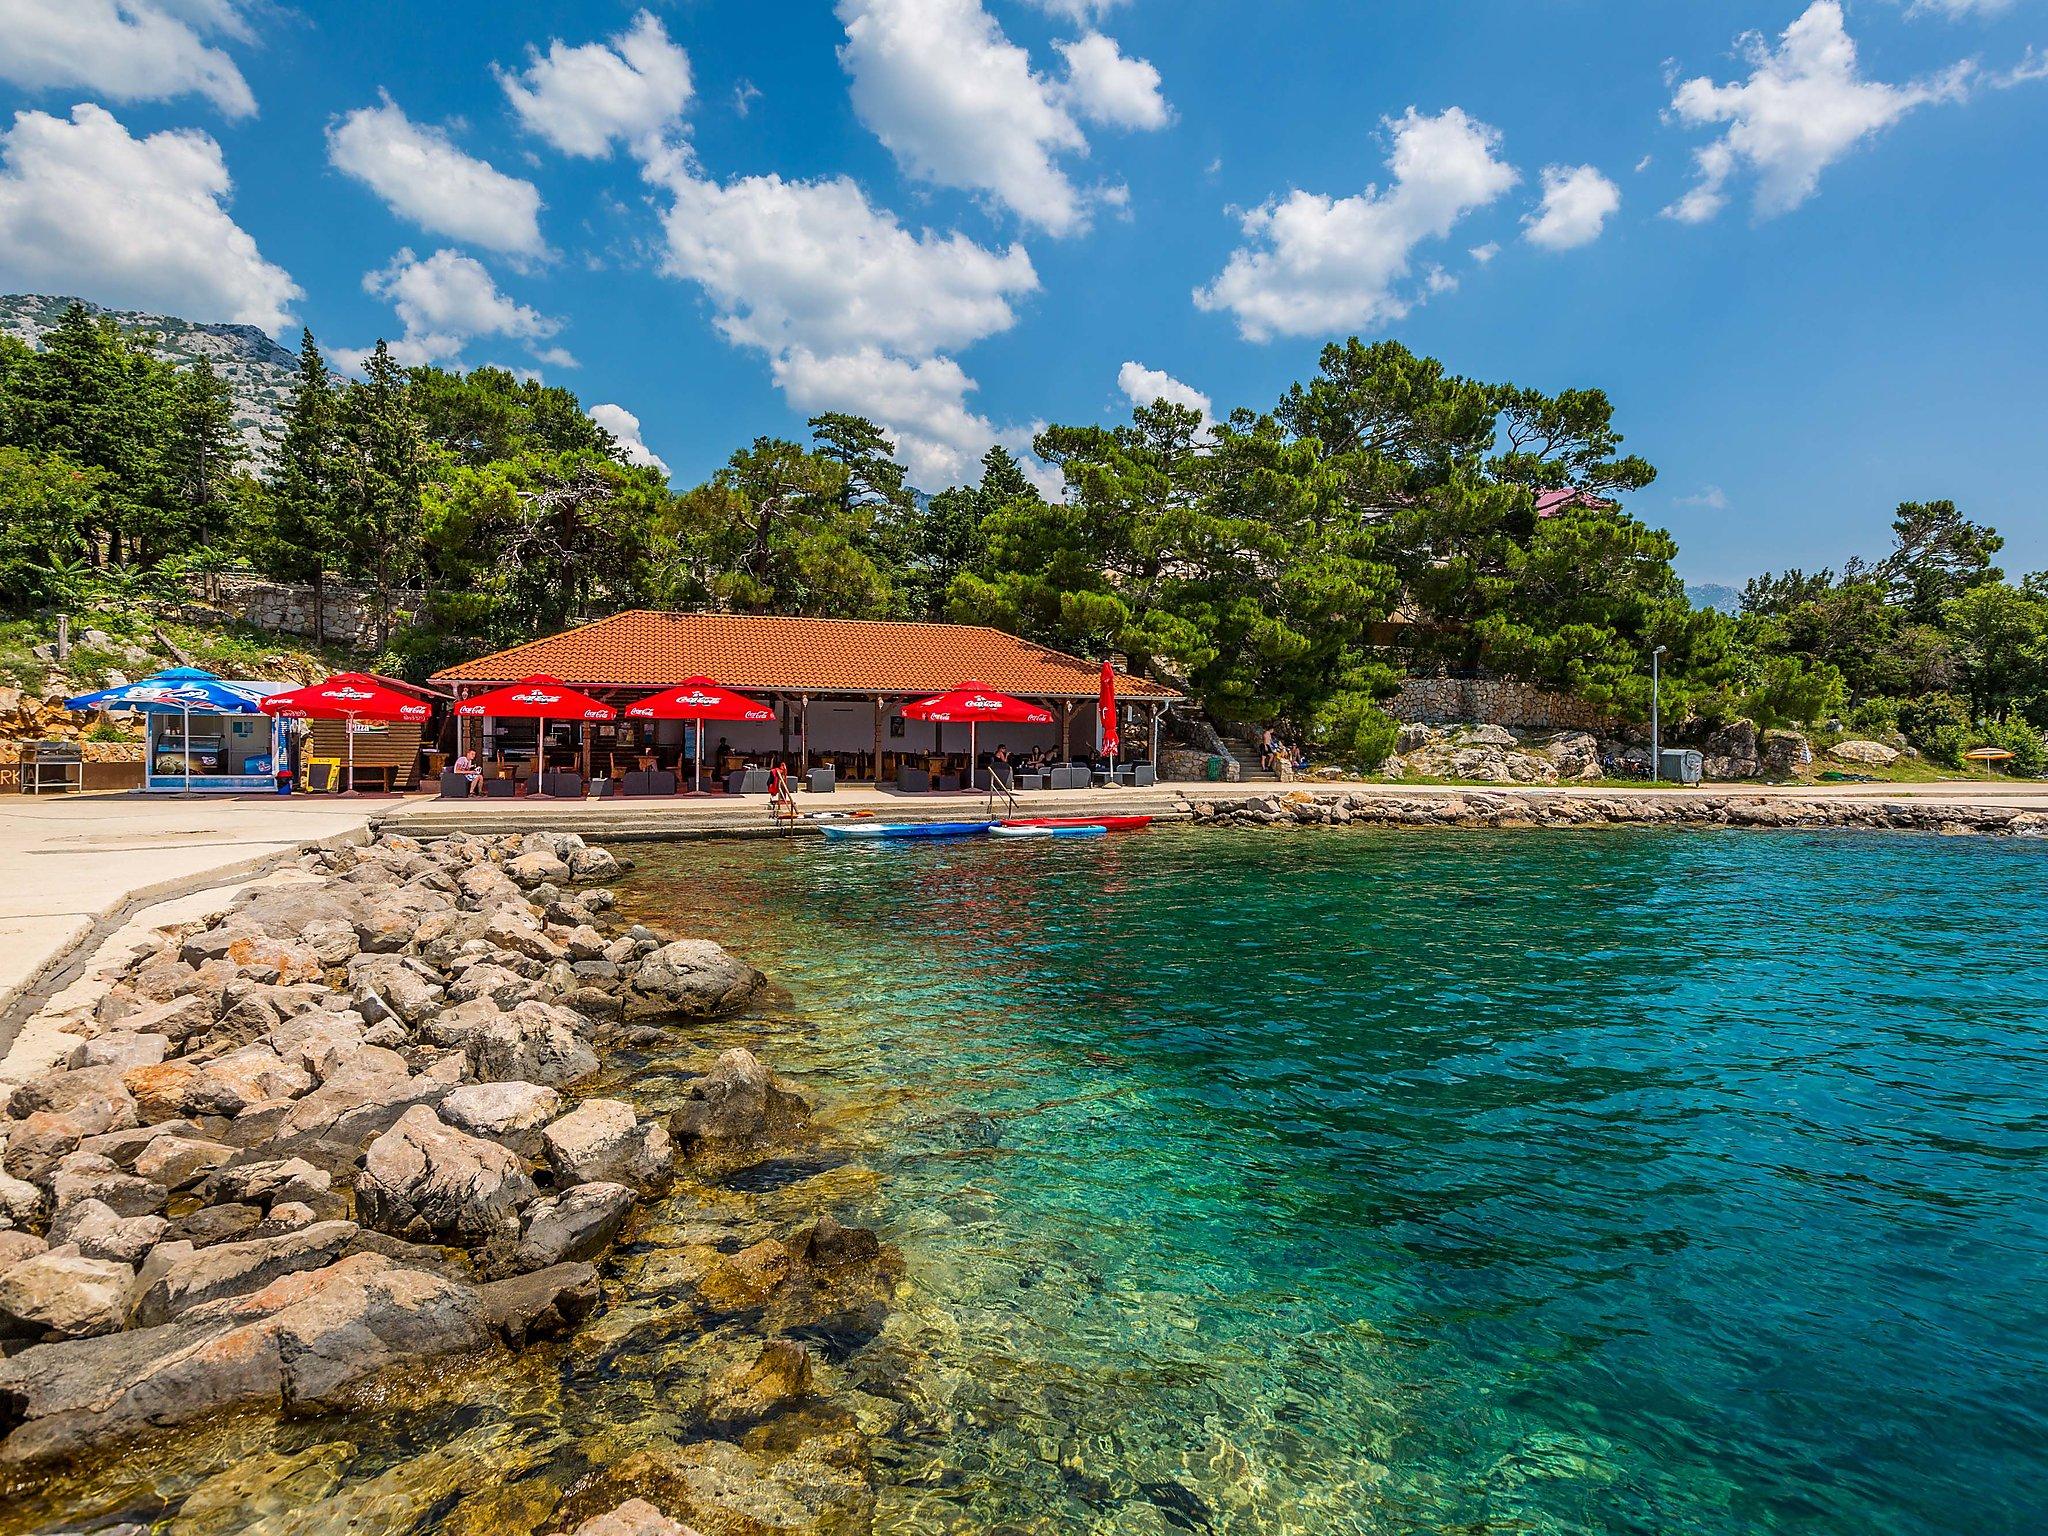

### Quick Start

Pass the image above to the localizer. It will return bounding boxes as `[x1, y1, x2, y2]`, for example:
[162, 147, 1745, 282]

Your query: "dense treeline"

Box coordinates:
[2, 302, 2037, 770]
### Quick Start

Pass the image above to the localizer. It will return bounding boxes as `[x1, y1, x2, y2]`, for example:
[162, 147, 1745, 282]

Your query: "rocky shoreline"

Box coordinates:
[1185, 788, 2048, 835]
[0, 831, 900, 1536]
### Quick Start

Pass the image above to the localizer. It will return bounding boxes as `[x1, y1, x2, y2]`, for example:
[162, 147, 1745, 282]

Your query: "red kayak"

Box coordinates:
[1001, 815, 1153, 832]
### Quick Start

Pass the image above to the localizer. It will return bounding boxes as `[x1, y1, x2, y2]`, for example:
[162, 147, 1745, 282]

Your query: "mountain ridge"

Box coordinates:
[0, 293, 301, 463]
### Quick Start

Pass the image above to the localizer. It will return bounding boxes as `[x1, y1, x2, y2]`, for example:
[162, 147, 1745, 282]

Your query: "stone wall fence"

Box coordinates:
[1385, 676, 1613, 734]
[175, 573, 423, 649]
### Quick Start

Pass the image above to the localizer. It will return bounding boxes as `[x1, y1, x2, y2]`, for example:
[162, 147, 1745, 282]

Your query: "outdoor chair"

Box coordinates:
[651, 769, 678, 795]
[728, 768, 773, 795]
[938, 773, 962, 792]
[591, 777, 618, 799]
[897, 766, 931, 793]
[484, 777, 518, 798]
[542, 770, 583, 797]
[1015, 771, 1045, 791]
[621, 770, 651, 796]
[1130, 763, 1156, 787]
[807, 767, 837, 793]
[437, 770, 470, 799]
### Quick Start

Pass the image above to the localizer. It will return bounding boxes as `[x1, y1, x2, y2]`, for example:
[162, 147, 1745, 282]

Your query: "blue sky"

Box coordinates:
[1, 0, 2044, 585]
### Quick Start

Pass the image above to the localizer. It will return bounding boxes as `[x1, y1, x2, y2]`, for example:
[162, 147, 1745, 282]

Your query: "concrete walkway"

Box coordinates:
[0, 791, 373, 1022]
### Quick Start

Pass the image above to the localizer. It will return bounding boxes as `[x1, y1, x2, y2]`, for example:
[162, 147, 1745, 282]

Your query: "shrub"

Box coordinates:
[1742, 654, 1845, 729]
[1310, 691, 1400, 770]
[1967, 716, 2047, 777]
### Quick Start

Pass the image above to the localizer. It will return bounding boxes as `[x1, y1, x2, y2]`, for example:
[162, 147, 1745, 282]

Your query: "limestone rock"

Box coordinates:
[68, 1031, 169, 1072]
[507, 850, 571, 888]
[357, 1106, 537, 1245]
[1830, 738, 1900, 766]
[624, 941, 763, 1021]
[513, 1182, 635, 1271]
[9, 1065, 139, 1134]
[132, 1133, 237, 1190]
[542, 1099, 674, 1192]
[0, 1168, 49, 1228]
[476, 1260, 601, 1347]
[204, 1043, 315, 1103]
[279, 1058, 453, 1145]
[132, 1220, 359, 1325]
[440, 1080, 562, 1157]
[49, 1198, 167, 1265]
[50, 1156, 167, 1219]
[668, 1049, 811, 1173]
[449, 962, 533, 1009]
[555, 1499, 702, 1536]
[0, 1253, 492, 1466]
[466, 1003, 598, 1088]
[198, 1156, 332, 1208]
[0, 1230, 47, 1272]
[0, 1246, 135, 1338]
[123, 1061, 245, 1122]
[702, 1340, 812, 1429]
[659, 1438, 873, 1536]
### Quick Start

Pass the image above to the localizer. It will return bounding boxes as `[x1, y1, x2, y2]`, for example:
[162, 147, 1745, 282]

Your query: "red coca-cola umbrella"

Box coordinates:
[1097, 659, 1120, 767]
[454, 674, 614, 797]
[624, 677, 775, 793]
[261, 672, 432, 794]
[903, 682, 1053, 786]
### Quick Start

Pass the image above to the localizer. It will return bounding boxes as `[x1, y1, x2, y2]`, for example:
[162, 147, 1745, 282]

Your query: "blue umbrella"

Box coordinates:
[66, 668, 275, 791]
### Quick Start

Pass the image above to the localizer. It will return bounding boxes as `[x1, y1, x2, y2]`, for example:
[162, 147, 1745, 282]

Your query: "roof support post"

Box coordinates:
[874, 696, 886, 785]
[1060, 699, 1074, 761]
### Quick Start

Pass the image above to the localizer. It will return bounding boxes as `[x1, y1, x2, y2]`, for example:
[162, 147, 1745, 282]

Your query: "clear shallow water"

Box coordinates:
[625, 825, 2048, 1536]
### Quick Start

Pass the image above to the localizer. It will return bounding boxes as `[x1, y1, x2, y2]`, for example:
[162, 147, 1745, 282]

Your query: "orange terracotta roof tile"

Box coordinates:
[428, 611, 1181, 701]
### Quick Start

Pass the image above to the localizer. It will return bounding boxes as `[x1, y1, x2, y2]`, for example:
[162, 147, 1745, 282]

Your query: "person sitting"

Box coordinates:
[452, 749, 483, 796]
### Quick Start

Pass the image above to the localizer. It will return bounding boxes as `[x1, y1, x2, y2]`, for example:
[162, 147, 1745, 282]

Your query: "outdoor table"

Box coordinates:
[1015, 771, 1045, 791]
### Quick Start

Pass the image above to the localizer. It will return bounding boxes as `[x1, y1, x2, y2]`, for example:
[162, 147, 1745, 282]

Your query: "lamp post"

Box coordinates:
[1650, 644, 1668, 781]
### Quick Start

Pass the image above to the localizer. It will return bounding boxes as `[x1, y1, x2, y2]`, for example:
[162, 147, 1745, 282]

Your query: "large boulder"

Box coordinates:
[1545, 731, 1603, 780]
[0, 1169, 46, 1228]
[1760, 728, 1812, 776]
[1826, 741, 1900, 770]
[9, 1065, 139, 1134]
[132, 1220, 360, 1325]
[541, 1100, 674, 1192]
[356, 1106, 538, 1246]
[512, 1183, 635, 1272]
[122, 1062, 246, 1122]
[1702, 718, 1760, 780]
[351, 958, 444, 1027]
[196, 1157, 332, 1209]
[132, 1133, 237, 1191]
[439, 1080, 563, 1157]
[278, 1056, 459, 1145]
[466, 1002, 599, 1088]
[656, 1438, 873, 1536]
[67, 1032, 169, 1072]
[668, 1049, 811, 1174]
[701, 1339, 812, 1429]
[554, 1500, 701, 1536]
[476, 1261, 601, 1347]
[0, 1246, 135, 1338]
[507, 850, 571, 889]
[624, 942, 763, 1021]
[202, 1044, 315, 1104]
[0, 1253, 492, 1467]
[49, 1155, 167, 1219]
[1830, 738, 1900, 767]
[48, 1199, 166, 1265]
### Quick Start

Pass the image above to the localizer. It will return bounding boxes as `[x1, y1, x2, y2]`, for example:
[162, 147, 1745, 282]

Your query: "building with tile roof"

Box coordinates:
[429, 611, 1180, 783]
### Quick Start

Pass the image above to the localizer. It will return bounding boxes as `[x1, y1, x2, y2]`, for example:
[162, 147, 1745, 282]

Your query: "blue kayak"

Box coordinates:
[819, 821, 994, 841]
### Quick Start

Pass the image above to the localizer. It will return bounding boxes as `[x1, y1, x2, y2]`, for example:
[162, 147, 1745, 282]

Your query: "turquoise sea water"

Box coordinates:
[625, 825, 2048, 1536]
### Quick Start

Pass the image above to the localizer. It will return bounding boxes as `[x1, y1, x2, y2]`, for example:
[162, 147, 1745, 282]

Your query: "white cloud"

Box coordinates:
[1469, 241, 1499, 263]
[1905, 0, 2014, 16]
[0, 104, 298, 332]
[497, 10, 693, 159]
[1675, 485, 1730, 510]
[351, 247, 561, 369]
[1665, 1, 1971, 223]
[643, 154, 1041, 485]
[1021, 0, 1131, 19]
[327, 98, 547, 260]
[1523, 163, 1620, 249]
[775, 347, 1009, 486]
[837, 0, 1097, 235]
[648, 161, 1038, 358]
[1194, 106, 1517, 342]
[1057, 32, 1172, 130]
[589, 402, 670, 476]
[1116, 360, 1210, 422]
[0, 0, 257, 119]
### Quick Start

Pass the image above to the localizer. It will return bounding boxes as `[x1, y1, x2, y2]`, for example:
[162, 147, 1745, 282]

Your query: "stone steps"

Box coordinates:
[1217, 738, 1282, 781]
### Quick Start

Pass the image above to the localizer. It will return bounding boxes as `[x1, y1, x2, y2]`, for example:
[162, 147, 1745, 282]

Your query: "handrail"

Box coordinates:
[986, 765, 1018, 819]
[769, 769, 798, 833]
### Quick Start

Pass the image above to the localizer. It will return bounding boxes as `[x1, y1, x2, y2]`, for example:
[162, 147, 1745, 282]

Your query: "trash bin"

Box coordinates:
[1657, 748, 1702, 786]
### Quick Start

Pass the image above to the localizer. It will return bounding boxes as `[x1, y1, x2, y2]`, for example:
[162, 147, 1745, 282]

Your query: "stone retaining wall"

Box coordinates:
[1185, 789, 2047, 837]
[177, 574, 422, 649]
[1386, 677, 1612, 733]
